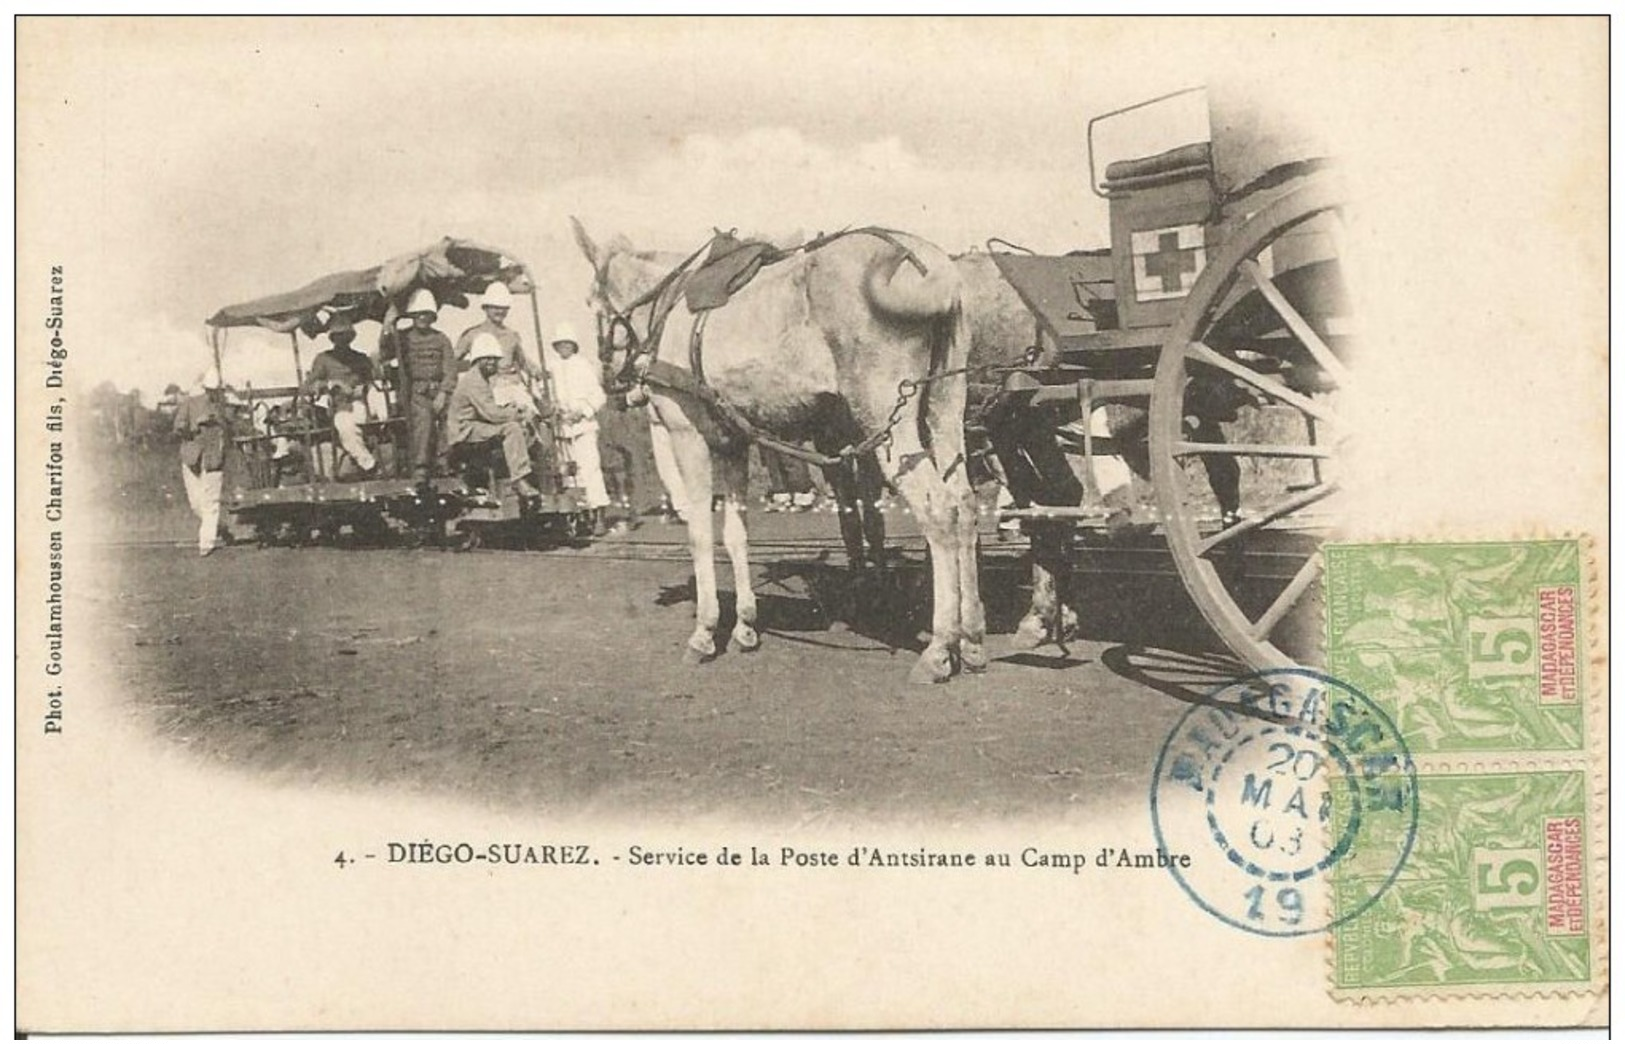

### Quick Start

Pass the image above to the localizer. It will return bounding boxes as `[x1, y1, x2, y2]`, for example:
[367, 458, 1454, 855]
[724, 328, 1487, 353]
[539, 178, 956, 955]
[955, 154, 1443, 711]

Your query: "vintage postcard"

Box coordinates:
[15, 15, 1607, 1030]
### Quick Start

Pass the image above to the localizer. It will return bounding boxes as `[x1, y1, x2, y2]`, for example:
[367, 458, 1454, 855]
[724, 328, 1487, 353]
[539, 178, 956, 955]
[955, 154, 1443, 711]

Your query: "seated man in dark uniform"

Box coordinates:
[301, 312, 377, 476]
[447, 332, 544, 498]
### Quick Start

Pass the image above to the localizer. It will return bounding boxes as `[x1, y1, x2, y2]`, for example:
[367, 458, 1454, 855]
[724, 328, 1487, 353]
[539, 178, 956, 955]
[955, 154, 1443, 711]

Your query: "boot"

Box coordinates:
[590, 507, 608, 538]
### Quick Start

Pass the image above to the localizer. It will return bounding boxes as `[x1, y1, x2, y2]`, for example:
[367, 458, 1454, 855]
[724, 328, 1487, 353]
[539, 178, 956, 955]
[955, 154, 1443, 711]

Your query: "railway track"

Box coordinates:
[92, 520, 1317, 581]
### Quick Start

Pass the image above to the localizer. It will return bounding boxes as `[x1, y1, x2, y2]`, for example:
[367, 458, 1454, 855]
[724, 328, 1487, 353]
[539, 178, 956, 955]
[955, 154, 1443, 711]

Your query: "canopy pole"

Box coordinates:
[289, 330, 305, 388]
[210, 326, 224, 384]
[290, 330, 319, 483]
[526, 286, 559, 408]
[526, 285, 575, 491]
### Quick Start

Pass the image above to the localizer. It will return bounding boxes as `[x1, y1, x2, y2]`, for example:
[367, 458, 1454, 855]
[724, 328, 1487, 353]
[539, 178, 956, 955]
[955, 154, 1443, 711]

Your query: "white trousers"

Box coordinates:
[181, 464, 223, 552]
[332, 401, 376, 471]
[567, 423, 610, 509]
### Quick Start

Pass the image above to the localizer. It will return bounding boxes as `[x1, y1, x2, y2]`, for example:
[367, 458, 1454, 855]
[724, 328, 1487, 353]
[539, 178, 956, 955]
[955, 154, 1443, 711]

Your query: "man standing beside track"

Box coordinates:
[546, 322, 610, 536]
[389, 288, 457, 480]
[173, 367, 230, 556]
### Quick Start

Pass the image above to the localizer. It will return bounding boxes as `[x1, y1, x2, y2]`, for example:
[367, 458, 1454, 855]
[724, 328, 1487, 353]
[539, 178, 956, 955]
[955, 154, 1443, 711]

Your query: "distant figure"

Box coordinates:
[173, 368, 229, 556]
[454, 283, 543, 414]
[448, 332, 543, 498]
[760, 447, 818, 512]
[388, 289, 456, 479]
[302, 312, 377, 476]
[547, 322, 609, 536]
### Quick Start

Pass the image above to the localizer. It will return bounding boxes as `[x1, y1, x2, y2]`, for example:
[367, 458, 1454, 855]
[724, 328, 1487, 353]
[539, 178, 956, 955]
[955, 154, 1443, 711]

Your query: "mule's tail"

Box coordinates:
[861, 247, 961, 322]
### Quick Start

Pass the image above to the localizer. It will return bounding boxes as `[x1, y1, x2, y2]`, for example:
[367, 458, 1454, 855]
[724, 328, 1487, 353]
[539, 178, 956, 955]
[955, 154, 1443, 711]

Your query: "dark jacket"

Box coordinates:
[174, 391, 227, 472]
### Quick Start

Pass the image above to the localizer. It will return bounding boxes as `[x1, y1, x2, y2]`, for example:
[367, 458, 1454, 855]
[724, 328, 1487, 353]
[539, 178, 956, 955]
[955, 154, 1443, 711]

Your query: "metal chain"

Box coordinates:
[844, 361, 1016, 461]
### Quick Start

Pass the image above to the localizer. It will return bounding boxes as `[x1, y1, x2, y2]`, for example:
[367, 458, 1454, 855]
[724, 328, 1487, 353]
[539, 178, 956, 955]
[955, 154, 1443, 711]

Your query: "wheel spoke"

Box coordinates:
[1185, 341, 1340, 427]
[1173, 441, 1332, 459]
[1196, 481, 1340, 555]
[1239, 259, 1352, 387]
[1249, 553, 1323, 641]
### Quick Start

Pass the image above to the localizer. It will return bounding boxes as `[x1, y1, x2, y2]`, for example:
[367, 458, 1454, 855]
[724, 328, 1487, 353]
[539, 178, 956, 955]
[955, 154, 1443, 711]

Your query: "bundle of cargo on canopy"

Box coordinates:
[206, 237, 534, 338]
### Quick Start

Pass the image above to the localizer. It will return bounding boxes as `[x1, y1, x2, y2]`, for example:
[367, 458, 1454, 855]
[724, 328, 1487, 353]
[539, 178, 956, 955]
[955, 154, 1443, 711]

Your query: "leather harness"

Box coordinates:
[601, 227, 934, 469]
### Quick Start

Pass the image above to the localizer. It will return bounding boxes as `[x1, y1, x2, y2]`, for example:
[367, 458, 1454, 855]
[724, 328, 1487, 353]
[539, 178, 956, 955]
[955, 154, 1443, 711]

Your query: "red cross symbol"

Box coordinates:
[1143, 231, 1198, 293]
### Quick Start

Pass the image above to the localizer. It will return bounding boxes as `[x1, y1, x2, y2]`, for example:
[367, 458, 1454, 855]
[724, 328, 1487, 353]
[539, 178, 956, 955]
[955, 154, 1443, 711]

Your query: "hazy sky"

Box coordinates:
[19, 16, 1612, 535]
[25, 16, 1231, 395]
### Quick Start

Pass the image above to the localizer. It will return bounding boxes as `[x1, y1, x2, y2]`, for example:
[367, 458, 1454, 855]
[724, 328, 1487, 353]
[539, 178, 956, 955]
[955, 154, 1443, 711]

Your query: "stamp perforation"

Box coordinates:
[1323, 535, 1607, 1003]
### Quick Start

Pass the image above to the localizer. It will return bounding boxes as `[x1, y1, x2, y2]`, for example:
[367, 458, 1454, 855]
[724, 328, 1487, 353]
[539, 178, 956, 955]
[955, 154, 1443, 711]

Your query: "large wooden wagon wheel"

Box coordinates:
[1149, 172, 1352, 671]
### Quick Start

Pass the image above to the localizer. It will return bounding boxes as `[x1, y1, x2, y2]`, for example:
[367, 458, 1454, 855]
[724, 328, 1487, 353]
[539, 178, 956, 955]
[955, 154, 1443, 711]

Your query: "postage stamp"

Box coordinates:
[1323, 539, 1605, 998]
[1325, 541, 1586, 755]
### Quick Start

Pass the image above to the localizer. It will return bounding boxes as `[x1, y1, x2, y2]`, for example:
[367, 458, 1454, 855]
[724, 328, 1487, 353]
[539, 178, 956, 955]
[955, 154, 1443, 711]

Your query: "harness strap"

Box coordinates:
[617, 226, 944, 469]
[640, 360, 874, 468]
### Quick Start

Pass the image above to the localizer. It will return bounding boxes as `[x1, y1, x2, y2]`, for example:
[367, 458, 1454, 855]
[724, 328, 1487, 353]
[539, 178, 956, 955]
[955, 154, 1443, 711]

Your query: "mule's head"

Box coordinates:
[569, 216, 680, 391]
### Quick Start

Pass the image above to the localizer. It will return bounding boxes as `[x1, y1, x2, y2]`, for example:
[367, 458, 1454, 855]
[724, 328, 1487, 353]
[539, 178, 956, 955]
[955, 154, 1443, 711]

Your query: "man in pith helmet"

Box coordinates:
[448, 332, 543, 498]
[454, 283, 544, 413]
[390, 288, 456, 479]
[302, 311, 377, 476]
[173, 366, 231, 556]
[547, 321, 610, 535]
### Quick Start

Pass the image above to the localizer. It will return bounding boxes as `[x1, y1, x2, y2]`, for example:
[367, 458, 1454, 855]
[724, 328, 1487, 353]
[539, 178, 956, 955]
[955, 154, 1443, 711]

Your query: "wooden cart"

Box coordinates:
[985, 86, 1351, 670]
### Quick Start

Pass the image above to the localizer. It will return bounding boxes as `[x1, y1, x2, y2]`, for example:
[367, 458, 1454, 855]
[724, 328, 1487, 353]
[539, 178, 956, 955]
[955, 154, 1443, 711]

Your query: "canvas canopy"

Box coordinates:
[206, 237, 534, 337]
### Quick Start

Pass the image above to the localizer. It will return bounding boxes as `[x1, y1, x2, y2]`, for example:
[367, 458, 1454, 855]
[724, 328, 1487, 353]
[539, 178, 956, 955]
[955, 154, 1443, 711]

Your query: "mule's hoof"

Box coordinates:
[682, 641, 716, 666]
[959, 639, 989, 674]
[730, 625, 761, 653]
[908, 647, 954, 685]
[1010, 614, 1047, 650]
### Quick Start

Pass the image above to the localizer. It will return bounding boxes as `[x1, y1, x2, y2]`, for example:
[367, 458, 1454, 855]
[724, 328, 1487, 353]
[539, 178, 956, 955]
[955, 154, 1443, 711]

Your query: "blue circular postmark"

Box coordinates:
[1150, 667, 1418, 937]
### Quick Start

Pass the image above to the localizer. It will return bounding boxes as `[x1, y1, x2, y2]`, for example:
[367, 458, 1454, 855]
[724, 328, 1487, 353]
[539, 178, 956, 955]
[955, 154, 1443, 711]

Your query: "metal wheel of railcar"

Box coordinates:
[1149, 173, 1353, 671]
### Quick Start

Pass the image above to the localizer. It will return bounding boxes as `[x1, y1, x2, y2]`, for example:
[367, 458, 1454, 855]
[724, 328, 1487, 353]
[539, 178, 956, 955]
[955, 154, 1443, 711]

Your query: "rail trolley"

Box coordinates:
[208, 237, 593, 549]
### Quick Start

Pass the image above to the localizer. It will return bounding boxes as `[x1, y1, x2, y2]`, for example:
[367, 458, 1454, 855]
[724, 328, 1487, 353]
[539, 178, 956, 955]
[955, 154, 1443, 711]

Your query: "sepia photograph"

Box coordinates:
[15, 15, 1608, 1030]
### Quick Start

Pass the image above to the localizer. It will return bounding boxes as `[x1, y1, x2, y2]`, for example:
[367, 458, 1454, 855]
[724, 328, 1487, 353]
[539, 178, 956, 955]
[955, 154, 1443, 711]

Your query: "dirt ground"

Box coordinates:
[89, 495, 1266, 825]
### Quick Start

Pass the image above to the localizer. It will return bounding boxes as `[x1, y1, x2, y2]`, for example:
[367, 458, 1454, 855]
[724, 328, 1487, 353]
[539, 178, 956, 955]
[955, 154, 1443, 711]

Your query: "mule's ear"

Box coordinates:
[569, 216, 601, 269]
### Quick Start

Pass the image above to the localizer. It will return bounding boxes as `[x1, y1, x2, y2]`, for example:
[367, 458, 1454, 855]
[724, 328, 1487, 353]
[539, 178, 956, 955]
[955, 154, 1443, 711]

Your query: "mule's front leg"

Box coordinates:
[718, 452, 759, 652]
[684, 500, 721, 664]
[664, 418, 720, 665]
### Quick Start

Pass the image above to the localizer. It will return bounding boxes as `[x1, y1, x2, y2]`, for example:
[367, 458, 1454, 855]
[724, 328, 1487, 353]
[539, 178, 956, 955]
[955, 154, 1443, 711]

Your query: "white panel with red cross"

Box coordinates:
[1130, 224, 1206, 302]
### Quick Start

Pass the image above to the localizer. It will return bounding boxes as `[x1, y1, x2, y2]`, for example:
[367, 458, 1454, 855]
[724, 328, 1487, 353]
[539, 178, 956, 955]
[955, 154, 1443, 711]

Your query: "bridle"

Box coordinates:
[591, 239, 714, 395]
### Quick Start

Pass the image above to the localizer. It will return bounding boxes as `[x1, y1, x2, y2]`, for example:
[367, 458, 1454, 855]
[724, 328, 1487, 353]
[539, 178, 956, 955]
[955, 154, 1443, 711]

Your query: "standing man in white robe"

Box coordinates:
[546, 322, 610, 536]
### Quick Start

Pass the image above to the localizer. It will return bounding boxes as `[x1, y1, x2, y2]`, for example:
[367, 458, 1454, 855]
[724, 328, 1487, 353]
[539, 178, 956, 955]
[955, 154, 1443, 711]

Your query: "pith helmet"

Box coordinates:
[327, 312, 356, 339]
[466, 331, 504, 363]
[405, 288, 438, 317]
[551, 321, 580, 347]
[482, 283, 515, 309]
